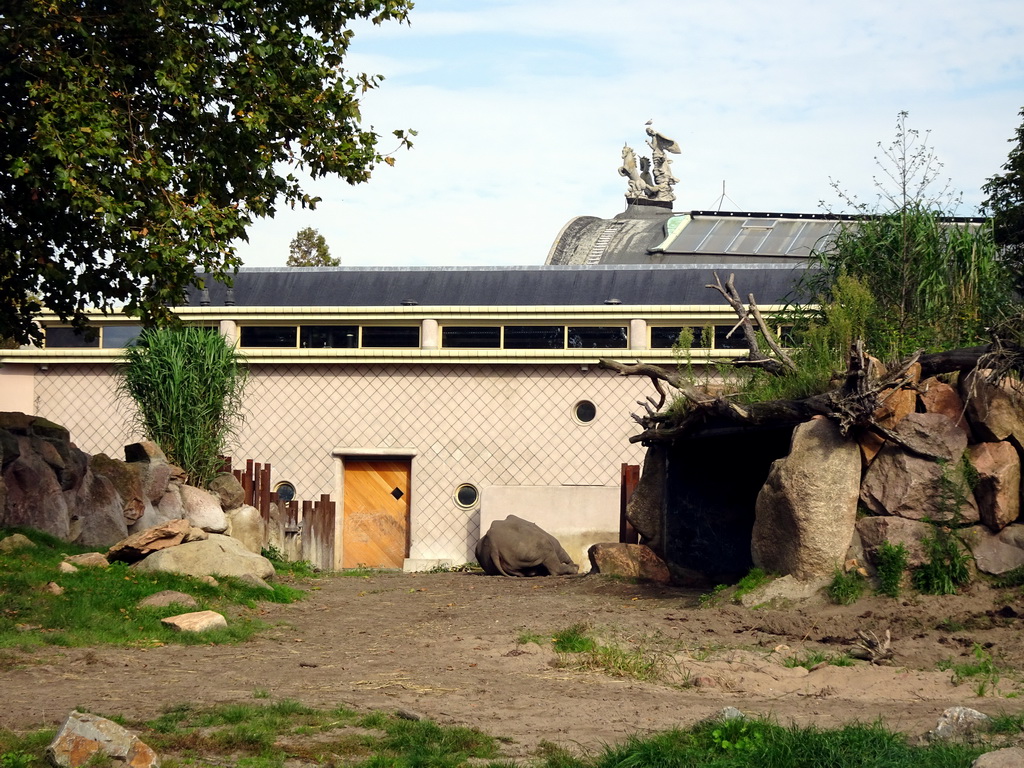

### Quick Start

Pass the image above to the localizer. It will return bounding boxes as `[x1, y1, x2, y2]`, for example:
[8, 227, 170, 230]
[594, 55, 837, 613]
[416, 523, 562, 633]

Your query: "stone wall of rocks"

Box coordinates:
[0, 411, 262, 552]
[630, 368, 1024, 584]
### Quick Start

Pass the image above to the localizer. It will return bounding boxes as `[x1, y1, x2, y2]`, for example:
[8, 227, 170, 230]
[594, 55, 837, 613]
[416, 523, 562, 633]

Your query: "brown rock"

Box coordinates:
[58, 561, 78, 574]
[107, 518, 191, 563]
[89, 454, 148, 525]
[872, 364, 920, 427]
[969, 442, 1021, 532]
[46, 711, 160, 768]
[587, 542, 671, 583]
[855, 516, 937, 567]
[920, 378, 970, 436]
[973, 746, 1024, 767]
[161, 610, 227, 632]
[208, 473, 245, 511]
[891, 412, 968, 462]
[0, 533, 35, 553]
[961, 369, 1024, 444]
[42, 581, 64, 595]
[860, 446, 979, 523]
[752, 418, 861, 580]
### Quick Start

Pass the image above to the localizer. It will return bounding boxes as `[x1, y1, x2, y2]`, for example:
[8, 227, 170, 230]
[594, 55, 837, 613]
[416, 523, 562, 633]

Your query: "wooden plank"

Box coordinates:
[342, 459, 409, 569]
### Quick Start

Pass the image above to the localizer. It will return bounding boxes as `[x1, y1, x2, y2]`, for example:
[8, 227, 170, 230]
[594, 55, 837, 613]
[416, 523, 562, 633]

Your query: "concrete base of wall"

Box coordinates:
[480, 485, 620, 573]
[403, 558, 454, 573]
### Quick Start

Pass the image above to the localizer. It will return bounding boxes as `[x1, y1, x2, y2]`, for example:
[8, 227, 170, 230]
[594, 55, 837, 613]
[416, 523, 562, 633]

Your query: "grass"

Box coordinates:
[937, 643, 1002, 695]
[827, 568, 866, 605]
[0, 527, 304, 649]
[2, 701, 994, 768]
[548, 624, 662, 683]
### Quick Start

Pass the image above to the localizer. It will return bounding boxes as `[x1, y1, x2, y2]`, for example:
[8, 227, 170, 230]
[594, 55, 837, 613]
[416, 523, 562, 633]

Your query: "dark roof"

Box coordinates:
[188, 264, 811, 308]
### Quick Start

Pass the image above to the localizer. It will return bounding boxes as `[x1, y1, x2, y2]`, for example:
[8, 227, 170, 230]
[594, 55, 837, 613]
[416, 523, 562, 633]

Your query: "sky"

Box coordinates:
[234, 0, 1024, 269]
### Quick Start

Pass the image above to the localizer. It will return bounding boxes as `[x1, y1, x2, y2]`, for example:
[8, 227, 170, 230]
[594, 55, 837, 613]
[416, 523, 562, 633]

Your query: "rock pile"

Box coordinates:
[630, 370, 1024, 585]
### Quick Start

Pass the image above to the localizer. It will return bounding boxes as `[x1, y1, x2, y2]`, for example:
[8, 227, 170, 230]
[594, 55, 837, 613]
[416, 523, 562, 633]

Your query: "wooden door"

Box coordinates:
[342, 458, 410, 568]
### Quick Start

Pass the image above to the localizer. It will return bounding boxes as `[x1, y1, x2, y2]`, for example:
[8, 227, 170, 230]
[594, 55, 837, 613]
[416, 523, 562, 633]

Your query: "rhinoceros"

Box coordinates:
[475, 515, 579, 577]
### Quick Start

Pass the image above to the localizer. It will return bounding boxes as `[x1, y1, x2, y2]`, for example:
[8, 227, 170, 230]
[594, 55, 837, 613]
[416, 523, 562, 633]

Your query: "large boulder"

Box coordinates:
[855, 516, 938, 568]
[180, 485, 228, 533]
[89, 454, 150, 526]
[132, 533, 275, 580]
[920, 377, 971, 437]
[960, 369, 1024, 445]
[625, 445, 667, 553]
[225, 504, 264, 554]
[751, 418, 861, 580]
[960, 524, 1024, 575]
[208, 473, 245, 511]
[968, 441, 1021, 532]
[1, 434, 72, 540]
[861, 443, 979, 524]
[67, 470, 129, 548]
[587, 542, 671, 583]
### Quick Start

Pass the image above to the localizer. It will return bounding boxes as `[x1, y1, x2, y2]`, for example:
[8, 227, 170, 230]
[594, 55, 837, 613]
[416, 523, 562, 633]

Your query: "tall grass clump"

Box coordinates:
[118, 326, 247, 488]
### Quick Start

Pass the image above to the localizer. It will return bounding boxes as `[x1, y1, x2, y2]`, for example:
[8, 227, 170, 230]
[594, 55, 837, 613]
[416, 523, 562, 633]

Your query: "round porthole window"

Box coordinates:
[574, 400, 597, 424]
[455, 483, 479, 509]
[274, 481, 296, 503]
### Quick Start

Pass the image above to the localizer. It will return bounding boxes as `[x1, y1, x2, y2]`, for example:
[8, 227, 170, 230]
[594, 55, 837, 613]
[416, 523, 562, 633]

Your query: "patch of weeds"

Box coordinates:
[986, 712, 1024, 734]
[783, 651, 853, 670]
[339, 567, 385, 579]
[551, 624, 596, 654]
[936, 617, 968, 632]
[0, 727, 57, 768]
[516, 631, 545, 646]
[699, 583, 728, 607]
[425, 562, 478, 573]
[876, 540, 909, 597]
[252, 689, 270, 699]
[733, 568, 772, 602]
[938, 643, 1001, 694]
[995, 564, 1024, 588]
[827, 568, 865, 605]
[913, 527, 971, 595]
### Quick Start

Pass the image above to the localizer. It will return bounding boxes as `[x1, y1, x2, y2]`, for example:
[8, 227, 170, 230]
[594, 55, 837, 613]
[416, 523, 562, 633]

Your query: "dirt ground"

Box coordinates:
[4, 571, 1024, 756]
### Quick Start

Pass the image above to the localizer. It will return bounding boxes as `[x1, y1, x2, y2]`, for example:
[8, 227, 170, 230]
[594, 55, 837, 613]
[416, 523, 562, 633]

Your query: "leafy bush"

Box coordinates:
[913, 528, 971, 595]
[827, 568, 865, 605]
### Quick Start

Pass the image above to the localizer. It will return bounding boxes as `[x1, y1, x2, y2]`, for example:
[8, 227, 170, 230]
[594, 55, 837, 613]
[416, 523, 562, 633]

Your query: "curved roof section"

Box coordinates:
[189, 264, 811, 308]
[546, 208, 843, 266]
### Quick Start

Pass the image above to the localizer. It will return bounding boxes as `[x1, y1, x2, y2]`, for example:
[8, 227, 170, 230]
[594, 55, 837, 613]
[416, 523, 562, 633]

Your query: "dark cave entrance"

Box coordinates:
[663, 423, 795, 583]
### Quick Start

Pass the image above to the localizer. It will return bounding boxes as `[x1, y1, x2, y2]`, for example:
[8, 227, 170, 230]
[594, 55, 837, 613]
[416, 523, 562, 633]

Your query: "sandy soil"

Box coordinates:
[3, 571, 1024, 756]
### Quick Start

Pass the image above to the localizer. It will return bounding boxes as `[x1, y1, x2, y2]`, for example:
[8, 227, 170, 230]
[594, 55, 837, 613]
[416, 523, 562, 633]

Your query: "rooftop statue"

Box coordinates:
[619, 122, 680, 203]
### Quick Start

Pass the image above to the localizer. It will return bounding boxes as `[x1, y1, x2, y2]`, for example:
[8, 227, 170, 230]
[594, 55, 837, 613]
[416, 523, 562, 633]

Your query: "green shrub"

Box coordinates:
[876, 541, 909, 597]
[827, 568, 865, 605]
[913, 528, 971, 595]
[118, 326, 247, 488]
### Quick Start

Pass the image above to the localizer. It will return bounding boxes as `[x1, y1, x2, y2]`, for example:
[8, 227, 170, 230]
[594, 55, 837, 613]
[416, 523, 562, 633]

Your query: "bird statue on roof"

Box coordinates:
[620, 122, 681, 203]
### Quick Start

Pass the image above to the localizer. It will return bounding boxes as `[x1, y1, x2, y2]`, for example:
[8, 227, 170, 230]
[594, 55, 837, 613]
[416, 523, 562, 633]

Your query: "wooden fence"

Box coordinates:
[220, 457, 337, 571]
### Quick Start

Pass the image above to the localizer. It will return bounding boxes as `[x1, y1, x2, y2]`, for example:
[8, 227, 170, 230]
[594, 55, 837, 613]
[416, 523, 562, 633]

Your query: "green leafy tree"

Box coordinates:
[983, 107, 1024, 290]
[118, 327, 247, 489]
[288, 227, 339, 267]
[0, 1, 413, 344]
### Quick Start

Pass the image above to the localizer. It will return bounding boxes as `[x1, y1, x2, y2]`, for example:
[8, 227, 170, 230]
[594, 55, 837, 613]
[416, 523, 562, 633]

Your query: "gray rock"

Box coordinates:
[180, 485, 228, 533]
[587, 542, 671, 583]
[46, 711, 160, 768]
[0, 533, 35, 553]
[892, 412, 969, 462]
[208, 473, 245, 511]
[625, 445, 666, 553]
[225, 504, 264, 554]
[961, 369, 1024, 444]
[738, 574, 829, 607]
[972, 746, 1024, 767]
[752, 418, 861, 580]
[960, 525, 1024, 575]
[132, 533, 275, 580]
[67, 470, 128, 548]
[237, 573, 273, 591]
[64, 552, 110, 568]
[927, 706, 991, 743]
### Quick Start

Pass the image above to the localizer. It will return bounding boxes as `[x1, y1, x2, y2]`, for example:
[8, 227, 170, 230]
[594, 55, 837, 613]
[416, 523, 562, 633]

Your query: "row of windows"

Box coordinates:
[40, 323, 781, 351]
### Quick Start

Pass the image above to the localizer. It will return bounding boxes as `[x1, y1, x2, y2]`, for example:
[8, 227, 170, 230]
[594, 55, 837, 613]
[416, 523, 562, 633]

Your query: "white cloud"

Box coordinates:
[235, 0, 1024, 267]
